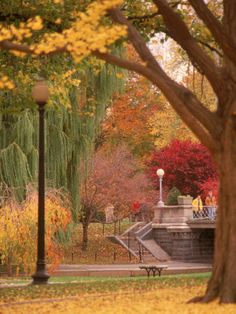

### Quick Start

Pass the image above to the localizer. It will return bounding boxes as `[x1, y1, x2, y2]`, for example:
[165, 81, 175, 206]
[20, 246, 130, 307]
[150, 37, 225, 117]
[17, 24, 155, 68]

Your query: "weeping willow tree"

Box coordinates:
[0, 55, 125, 221]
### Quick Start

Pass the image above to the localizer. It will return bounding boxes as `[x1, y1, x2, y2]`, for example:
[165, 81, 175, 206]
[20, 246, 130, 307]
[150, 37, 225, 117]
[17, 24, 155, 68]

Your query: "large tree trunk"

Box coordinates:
[200, 105, 236, 303]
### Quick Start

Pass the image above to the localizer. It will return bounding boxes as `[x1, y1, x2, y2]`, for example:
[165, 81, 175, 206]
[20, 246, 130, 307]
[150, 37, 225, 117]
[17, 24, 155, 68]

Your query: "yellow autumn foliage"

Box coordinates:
[32, 1, 126, 61]
[148, 101, 197, 150]
[0, 190, 71, 275]
[1, 285, 236, 313]
[0, 0, 127, 89]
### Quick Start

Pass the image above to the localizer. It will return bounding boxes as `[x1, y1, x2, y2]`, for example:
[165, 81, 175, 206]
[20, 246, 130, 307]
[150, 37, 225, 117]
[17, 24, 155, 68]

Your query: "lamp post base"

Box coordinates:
[157, 201, 165, 207]
[32, 267, 50, 285]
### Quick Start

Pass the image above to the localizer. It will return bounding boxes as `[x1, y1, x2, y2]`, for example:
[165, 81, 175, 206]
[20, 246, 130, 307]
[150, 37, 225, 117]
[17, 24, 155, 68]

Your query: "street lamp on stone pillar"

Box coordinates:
[32, 78, 50, 285]
[156, 168, 165, 207]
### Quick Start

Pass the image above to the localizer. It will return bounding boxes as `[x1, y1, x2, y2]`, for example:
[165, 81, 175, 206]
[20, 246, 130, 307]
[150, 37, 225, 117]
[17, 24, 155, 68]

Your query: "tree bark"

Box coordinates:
[198, 101, 236, 303]
[6, 254, 13, 276]
[82, 223, 89, 251]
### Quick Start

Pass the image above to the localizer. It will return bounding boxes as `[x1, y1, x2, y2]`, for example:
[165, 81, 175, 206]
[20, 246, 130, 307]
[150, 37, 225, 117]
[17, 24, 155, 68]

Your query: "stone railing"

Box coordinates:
[153, 205, 193, 224]
[153, 205, 217, 224]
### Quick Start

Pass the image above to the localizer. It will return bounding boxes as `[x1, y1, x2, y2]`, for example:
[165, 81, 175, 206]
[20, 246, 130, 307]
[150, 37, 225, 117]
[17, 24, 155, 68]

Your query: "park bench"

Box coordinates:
[139, 264, 168, 277]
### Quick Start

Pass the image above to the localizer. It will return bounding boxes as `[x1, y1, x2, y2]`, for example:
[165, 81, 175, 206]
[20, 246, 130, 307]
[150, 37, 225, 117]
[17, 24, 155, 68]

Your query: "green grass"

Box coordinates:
[0, 272, 212, 284]
[0, 273, 210, 304]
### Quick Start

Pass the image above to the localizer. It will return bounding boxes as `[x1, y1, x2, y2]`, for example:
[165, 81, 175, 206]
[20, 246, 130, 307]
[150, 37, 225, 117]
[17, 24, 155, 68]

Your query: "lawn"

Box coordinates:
[0, 274, 235, 313]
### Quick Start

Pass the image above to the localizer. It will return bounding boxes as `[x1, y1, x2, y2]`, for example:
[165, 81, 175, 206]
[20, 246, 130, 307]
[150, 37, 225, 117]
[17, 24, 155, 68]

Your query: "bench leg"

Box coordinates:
[157, 269, 162, 276]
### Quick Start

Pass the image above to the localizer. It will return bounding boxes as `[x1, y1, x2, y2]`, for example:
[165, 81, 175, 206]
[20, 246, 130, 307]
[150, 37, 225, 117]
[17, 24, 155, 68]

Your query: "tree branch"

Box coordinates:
[94, 51, 221, 154]
[127, 11, 159, 21]
[152, 0, 224, 99]
[197, 39, 223, 58]
[0, 40, 66, 55]
[109, 8, 167, 76]
[189, 0, 236, 65]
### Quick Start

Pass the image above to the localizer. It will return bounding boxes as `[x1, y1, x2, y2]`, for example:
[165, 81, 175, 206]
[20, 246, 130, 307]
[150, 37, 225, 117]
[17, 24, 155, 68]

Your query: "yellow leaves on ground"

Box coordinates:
[63, 222, 135, 264]
[1, 286, 236, 314]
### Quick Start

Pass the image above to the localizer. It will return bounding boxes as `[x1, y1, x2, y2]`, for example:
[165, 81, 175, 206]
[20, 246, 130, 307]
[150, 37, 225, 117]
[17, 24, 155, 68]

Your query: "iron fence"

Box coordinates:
[192, 205, 217, 220]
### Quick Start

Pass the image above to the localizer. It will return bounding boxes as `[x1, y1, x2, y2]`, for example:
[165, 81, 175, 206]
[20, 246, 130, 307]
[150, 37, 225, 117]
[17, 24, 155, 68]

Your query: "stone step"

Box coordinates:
[141, 239, 170, 261]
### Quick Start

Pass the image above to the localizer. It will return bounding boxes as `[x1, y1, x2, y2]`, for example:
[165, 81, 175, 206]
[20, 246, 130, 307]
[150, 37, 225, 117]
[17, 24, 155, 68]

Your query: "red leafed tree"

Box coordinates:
[147, 140, 218, 197]
[80, 145, 155, 249]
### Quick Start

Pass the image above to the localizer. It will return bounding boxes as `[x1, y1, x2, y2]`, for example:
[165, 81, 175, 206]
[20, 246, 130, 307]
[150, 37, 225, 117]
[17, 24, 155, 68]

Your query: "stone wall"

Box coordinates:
[152, 205, 214, 262]
[153, 227, 214, 262]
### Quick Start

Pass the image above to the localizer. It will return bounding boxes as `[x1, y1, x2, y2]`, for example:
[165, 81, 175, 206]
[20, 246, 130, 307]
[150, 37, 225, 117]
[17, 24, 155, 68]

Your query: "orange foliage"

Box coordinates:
[103, 50, 157, 157]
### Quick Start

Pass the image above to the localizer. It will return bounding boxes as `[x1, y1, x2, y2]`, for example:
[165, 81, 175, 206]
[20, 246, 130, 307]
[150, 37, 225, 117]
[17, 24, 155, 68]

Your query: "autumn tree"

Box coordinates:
[148, 95, 197, 149]
[0, 0, 236, 303]
[79, 145, 155, 249]
[147, 140, 218, 197]
[102, 72, 156, 157]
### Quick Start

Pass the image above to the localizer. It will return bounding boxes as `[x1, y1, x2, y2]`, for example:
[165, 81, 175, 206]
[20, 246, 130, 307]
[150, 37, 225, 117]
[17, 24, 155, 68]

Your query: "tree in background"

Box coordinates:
[101, 46, 156, 158]
[147, 140, 218, 198]
[148, 95, 197, 149]
[79, 145, 155, 250]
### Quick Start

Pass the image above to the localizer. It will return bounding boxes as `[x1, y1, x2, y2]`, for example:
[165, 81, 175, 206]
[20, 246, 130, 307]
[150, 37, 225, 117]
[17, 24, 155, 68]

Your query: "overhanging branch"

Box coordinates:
[94, 51, 221, 153]
[189, 0, 236, 65]
[152, 0, 224, 99]
[0, 40, 66, 55]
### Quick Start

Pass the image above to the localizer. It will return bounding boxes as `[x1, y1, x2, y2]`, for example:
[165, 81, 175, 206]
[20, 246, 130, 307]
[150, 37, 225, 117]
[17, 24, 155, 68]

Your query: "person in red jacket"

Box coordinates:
[131, 201, 141, 221]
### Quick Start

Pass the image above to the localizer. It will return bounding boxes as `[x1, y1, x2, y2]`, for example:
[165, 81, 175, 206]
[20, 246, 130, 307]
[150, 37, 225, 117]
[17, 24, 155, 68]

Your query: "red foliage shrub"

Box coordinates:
[147, 140, 218, 197]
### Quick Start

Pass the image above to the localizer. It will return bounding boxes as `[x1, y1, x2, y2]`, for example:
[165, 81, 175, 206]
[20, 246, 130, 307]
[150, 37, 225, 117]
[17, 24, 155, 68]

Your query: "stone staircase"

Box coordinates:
[108, 222, 170, 263]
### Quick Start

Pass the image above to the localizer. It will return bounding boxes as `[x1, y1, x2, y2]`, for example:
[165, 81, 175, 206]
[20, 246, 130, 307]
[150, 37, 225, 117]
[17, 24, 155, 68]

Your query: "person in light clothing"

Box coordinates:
[205, 190, 216, 220]
[192, 195, 203, 218]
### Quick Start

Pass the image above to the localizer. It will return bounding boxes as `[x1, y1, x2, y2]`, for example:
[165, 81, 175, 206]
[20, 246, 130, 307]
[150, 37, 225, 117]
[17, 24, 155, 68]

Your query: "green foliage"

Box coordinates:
[0, 54, 125, 218]
[166, 187, 181, 205]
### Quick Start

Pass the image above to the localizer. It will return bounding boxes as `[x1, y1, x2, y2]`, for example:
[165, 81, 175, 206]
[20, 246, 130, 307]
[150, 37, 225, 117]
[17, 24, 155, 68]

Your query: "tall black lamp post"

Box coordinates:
[32, 78, 50, 284]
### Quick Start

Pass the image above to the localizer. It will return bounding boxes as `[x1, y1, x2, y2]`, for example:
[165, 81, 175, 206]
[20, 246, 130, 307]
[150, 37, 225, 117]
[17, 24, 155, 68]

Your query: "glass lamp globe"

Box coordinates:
[32, 78, 49, 105]
[156, 168, 165, 178]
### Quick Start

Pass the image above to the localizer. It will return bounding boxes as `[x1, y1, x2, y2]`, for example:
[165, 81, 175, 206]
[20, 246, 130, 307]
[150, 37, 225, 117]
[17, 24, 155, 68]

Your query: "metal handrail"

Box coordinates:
[192, 205, 217, 220]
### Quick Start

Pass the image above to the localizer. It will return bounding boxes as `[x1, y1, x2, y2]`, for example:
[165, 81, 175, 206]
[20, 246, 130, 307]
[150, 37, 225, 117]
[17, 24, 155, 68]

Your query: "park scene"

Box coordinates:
[0, 0, 236, 313]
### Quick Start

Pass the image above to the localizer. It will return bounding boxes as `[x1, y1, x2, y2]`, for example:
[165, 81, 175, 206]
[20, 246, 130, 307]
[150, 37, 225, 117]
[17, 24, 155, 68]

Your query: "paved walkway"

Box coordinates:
[52, 261, 212, 277]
